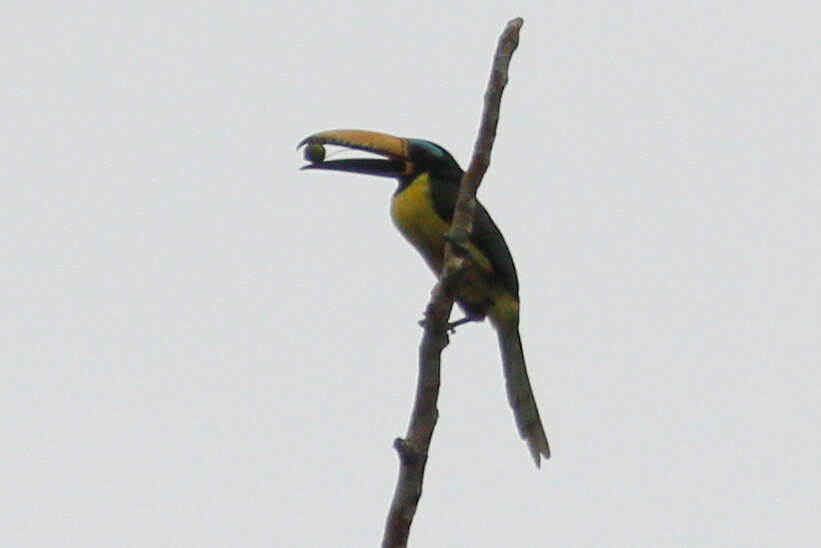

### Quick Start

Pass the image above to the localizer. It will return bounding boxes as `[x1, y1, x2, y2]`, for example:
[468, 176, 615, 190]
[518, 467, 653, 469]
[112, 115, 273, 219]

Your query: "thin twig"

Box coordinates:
[380, 17, 524, 548]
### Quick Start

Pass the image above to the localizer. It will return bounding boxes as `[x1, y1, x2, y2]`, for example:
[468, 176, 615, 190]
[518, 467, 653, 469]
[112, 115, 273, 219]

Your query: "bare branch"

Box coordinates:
[381, 17, 524, 548]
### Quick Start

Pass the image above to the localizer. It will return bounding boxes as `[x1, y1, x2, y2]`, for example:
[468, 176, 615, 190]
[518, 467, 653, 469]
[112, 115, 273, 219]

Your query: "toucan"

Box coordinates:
[298, 129, 550, 467]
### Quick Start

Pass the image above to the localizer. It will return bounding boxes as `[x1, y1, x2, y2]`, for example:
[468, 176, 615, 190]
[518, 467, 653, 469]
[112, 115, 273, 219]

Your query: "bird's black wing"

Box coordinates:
[429, 178, 520, 297]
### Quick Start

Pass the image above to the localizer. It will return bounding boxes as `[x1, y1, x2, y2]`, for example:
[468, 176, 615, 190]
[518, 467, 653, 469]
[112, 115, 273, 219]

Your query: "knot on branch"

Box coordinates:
[433, 227, 474, 306]
[443, 227, 471, 252]
[393, 437, 428, 466]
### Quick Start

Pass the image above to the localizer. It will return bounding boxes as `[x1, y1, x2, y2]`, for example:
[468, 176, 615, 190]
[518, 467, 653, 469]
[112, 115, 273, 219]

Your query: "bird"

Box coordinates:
[298, 129, 550, 467]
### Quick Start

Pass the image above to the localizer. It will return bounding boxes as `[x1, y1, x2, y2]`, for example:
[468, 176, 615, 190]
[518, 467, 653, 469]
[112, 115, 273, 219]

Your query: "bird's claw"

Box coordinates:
[418, 315, 476, 333]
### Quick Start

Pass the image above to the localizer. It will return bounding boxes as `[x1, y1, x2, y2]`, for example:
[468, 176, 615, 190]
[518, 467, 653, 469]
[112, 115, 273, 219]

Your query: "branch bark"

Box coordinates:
[380, 17, 524, 548]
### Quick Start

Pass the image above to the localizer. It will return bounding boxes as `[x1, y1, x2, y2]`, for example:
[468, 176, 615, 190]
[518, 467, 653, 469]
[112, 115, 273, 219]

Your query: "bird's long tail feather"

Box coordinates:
[497, 324, 550, 467]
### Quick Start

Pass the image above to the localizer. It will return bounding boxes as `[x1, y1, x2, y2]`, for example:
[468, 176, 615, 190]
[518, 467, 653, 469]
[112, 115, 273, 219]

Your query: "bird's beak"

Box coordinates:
[298, 129, 414, 177]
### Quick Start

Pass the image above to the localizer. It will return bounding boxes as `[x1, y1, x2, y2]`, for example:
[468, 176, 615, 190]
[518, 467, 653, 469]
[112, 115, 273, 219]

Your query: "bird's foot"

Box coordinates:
[417, 315, 478, 333]
[446, 316, 475, 332]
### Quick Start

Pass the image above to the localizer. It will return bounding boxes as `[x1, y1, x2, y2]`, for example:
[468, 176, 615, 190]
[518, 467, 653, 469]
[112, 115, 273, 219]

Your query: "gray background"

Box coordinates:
[2, 2, 819, 546]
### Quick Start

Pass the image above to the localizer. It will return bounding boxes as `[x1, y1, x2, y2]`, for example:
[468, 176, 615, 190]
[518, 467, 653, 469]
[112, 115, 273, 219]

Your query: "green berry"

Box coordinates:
[304, 143, 325, 163]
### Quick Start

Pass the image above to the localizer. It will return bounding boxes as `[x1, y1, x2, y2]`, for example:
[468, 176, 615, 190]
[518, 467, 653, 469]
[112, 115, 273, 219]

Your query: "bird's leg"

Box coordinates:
[446, 316, 479, 332]
[418, 314, 482, 333]
[416, 231, 485, 333]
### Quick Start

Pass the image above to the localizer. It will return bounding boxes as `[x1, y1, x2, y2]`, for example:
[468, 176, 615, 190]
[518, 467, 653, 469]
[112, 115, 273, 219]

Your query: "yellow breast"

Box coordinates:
[390, 174, 449, 273]
[390, 173, 502, 316]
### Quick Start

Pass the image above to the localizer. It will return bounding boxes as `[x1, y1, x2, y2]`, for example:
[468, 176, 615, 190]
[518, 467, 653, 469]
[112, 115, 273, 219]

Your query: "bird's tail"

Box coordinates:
[495, 322, 551, 467]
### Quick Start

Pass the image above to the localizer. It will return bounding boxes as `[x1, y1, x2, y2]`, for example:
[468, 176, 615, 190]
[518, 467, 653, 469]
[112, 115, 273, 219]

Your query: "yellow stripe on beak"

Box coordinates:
[300, 129, 410, 160]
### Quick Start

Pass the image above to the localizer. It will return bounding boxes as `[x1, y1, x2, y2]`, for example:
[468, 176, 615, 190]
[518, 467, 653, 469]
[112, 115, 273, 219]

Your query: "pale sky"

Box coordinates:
[2, 2, 819, 547]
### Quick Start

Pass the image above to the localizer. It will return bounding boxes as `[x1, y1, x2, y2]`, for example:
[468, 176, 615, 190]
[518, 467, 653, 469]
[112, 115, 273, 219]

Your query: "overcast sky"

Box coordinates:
[2, 2, 819, 547]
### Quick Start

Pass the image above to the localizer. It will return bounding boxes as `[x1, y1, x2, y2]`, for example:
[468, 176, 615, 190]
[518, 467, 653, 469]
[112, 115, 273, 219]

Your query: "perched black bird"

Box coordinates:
[299, 129, 550, 467]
